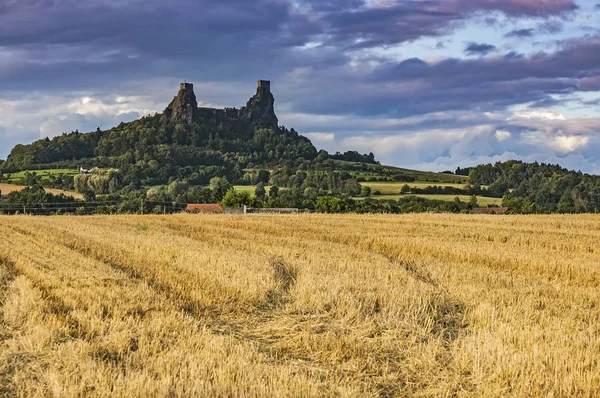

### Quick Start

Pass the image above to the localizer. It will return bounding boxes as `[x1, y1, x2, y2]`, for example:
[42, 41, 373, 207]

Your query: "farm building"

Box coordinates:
[185, 204, 223, 213]
[472, 207, 509, 215]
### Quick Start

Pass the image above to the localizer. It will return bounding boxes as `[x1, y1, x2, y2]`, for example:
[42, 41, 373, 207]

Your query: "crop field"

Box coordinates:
[412, 194, 502, 206]
[233, 185, 273, 195]
[362, 181, 470, 193]
[354, 193, 503, 206]
[0, 183, 83, 199]
[1, 214, 600, 396]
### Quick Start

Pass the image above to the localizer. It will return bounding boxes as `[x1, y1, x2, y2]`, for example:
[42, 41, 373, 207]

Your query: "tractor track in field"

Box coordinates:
[5, 224, 359, 390]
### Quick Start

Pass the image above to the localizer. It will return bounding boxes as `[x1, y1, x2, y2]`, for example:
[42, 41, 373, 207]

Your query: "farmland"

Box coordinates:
[354, 194, 503, 206]
[2, 214, 600, 396]
[362, 181, 470, 194]
[3, 169, 78, 184]
[0, 183, 83, 199]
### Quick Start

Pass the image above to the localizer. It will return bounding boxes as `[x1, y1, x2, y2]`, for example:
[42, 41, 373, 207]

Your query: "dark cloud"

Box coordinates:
[0, 0, 593, 167]
[284, 35, 600, 118]
[505, 28, 535, 38]
[538, 20, 564, 34]
[582, 99, 600, 106]
[464, 42, 497, 56]
[595, 4, 600, 11]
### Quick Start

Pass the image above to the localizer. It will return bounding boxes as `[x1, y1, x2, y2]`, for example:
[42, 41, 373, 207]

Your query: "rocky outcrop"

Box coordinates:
[163, 83, 198, 124]
[162, 80, 279, 130]
[238, 81, 279, 129]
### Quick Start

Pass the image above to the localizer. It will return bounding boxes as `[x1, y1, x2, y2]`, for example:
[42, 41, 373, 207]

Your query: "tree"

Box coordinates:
[167, 180, 190, 199]
[255, 182, 266, 199]
[469, 195, 478, 207]
[257, 169, 270, 184]
[210, 176, 231, 200]
[361, 186, 371, 197]
[221, 189, 252, 208]
[400, 184, 411, 194]
[269, 185, 279, 199]
[315, 196, 349, 213]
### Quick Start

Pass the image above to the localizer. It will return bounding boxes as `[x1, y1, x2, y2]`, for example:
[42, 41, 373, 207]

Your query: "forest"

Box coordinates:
[469, 160, 600, 213]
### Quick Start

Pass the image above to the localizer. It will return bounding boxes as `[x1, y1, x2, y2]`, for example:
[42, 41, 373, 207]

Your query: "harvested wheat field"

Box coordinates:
[1, 214, 600, 397]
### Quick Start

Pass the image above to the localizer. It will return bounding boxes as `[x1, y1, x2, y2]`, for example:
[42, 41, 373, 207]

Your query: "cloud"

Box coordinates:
[511, 111, 567, 121]
[464, 43, 497, 56]
[0, 90, 165, 158]
[0, 0, 596, 174]
[293, 35, 600, 118]
[304, 132, 336, 143]
[527, 97, 566, 108]
[582, 99, 600, 106]
[538, 20, 564, 34]
[552, 134, 589, 153]
[505, 28, 535, 38]
[495, 130, 511, 141]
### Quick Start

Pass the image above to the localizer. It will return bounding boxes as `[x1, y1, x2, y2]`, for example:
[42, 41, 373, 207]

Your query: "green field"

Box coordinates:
[5, 168, 78, 183]
[355, 194, 502, 206]
[363, 181, 469, 194]
[413, 194, 502, 206]
[233, 185, 273, 196]
[338, 161, 469, 184]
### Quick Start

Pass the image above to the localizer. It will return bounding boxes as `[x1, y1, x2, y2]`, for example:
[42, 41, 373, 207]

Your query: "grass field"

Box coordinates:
[0, 183, 83, 199]
[363, 181, 470, 194]
[413, 194, 502, 206]
[233, 185, 272, 195]
[336, 161, 469, 184]
[356, 193, 503, 206]
[2, 214, 600, 396]
[4, 169, 78, 183]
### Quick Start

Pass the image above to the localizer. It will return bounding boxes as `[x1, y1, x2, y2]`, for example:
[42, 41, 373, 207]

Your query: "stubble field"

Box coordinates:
[1, 214, 600, 397]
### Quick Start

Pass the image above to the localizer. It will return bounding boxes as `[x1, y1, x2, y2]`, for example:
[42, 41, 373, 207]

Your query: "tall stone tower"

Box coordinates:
[163, 82, 199, 123]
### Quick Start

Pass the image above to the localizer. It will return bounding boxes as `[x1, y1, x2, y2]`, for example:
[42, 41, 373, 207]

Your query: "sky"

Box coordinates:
[0, 0, 599, 172]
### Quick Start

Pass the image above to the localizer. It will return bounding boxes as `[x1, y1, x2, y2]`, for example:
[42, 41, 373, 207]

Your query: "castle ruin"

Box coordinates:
[163, 80, 278, 129]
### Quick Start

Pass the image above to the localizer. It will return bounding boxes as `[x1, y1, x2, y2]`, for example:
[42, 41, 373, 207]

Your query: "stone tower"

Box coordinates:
[163, 82, 199, 123]
[257, 80, 271, 92]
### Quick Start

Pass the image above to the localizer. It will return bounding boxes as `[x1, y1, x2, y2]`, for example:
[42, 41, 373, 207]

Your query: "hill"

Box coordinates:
[3, 82, 600, 214]
[1, 81, 477, 211]
[2, 81, 317, 184]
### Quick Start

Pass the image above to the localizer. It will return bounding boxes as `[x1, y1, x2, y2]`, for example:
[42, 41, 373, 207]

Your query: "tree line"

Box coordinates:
[469, 160, 600, 213]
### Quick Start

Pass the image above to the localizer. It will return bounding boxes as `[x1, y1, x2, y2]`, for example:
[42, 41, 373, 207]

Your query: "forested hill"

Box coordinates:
[470, 160, 600, 213]
[2, 81, 319, 186]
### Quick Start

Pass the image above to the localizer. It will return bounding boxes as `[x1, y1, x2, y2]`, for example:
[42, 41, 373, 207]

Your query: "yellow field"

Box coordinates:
[0, 183, 83, 199]
[363, 181, 469, 194]
[412, 194, 503, 206]
[355, 194, 503, 206]
[1, 214, 600, 396]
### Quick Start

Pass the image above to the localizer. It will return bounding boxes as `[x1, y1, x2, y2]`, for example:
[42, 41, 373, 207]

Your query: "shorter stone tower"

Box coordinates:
[180, 82, 194, 91]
